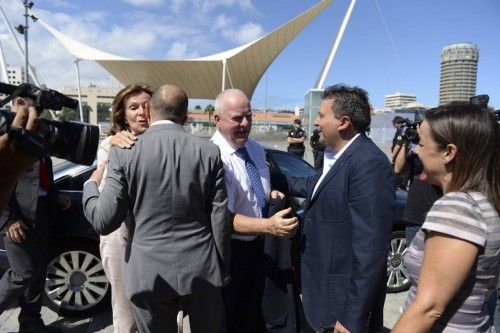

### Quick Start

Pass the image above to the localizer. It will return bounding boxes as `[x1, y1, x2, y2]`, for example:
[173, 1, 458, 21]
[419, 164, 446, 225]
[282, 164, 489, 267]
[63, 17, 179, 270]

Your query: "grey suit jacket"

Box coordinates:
[83, 123, 230, 299]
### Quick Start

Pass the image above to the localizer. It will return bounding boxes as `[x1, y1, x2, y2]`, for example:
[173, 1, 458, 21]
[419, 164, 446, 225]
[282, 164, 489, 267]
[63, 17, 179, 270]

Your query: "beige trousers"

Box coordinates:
[100, 223, 137, 333]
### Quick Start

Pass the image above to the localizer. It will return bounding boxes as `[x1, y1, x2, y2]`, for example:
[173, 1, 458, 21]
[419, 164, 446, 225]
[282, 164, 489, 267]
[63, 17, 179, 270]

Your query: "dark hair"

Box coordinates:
[426, 101, 500, 212]
[150, 85, 188, 123]
[108, 84, 153, 136]
[321, 84, 371, 132]
[294, 118, 301, 125]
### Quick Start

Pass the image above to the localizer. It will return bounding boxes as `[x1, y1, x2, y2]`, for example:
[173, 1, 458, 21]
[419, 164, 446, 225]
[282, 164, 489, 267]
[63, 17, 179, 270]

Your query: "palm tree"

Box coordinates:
[204, 104, 215, 127]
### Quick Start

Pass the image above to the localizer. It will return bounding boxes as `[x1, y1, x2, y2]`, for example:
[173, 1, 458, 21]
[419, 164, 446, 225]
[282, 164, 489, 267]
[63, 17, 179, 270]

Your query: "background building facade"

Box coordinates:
[60, 85, 118, 125]
[384, 92, 417, 110]
[439, 43, 478, 105]
[5, 65, 24, 85]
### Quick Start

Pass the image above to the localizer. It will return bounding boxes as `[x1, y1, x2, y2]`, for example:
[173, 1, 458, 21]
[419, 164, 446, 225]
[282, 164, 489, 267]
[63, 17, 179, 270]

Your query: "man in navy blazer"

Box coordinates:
[274, 84, 394, 333]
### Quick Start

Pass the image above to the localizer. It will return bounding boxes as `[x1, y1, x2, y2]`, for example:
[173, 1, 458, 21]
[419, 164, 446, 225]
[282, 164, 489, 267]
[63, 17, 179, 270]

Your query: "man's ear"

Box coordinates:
[338, 116, 351, 131]
[213, 113, 221, 124]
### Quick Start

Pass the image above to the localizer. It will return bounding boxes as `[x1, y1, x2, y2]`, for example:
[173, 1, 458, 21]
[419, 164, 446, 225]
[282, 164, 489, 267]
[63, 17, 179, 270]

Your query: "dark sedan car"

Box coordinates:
[0, 149, 408, 317]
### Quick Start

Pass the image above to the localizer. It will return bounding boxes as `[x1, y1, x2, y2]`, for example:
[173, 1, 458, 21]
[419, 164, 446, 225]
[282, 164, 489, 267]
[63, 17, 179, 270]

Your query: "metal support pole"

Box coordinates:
[221, 59, 226, 92]
[315, 0, 357, 89]
[74, 57, 84, 121]
[23, 1, 29, 83]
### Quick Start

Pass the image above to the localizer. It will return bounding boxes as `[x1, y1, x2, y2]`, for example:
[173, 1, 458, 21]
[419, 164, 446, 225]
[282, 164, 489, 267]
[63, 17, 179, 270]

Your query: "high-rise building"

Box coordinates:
[384, 92, 416, 110]
[439, 43, 478, 105]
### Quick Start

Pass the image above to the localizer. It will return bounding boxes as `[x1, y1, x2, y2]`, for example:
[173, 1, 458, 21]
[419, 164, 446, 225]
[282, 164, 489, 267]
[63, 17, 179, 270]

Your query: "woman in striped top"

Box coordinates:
[393, 102, 500, 332]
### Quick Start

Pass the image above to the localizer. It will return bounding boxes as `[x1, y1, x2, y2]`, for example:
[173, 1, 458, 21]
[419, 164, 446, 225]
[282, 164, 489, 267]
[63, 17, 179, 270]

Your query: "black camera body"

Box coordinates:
[0, 83, 99, 165]
[401, 120, 420, 144]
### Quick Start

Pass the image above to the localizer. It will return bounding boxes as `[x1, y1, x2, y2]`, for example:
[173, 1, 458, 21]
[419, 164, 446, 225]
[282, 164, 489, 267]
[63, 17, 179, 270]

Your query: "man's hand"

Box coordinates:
[222, 275, 232, 287]
[110, 130, 137, 149]
[57, 194, 72, 211]
[265, 207, 298, 238]
[5, 220, 28, 244]
[270, 190, 285, 199]
[0, 102, 38, 166]
[0, 102, 39, 213]
[334, 321, 351, 333]
[89, 163, 106, 185]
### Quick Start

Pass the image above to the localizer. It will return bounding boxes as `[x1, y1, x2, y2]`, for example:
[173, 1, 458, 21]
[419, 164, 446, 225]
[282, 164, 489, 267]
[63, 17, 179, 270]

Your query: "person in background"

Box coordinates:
[393, 102, 500, 332]
[309, 128, 325, 170]
[97, 84, 152, 333]
[392, 116, 410, 190]
[0, 98, 71, 333]
[393, 124, 442, 245]
[287, 119, 306, 159]
[0, 102, 39, 213]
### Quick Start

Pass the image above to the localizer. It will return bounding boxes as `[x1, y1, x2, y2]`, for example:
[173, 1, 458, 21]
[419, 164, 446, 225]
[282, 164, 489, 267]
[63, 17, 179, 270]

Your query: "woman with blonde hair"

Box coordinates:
[393, 101, 500, 332]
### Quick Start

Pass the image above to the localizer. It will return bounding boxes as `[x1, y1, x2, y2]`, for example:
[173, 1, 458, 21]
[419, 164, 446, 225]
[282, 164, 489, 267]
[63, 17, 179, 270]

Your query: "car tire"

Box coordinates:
[44, 238, 111, 317]
[386, 230, 411, 293]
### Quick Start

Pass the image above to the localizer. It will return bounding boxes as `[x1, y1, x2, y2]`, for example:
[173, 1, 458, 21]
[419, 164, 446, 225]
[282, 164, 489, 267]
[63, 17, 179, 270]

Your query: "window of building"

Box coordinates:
[97, 102, 111, 123]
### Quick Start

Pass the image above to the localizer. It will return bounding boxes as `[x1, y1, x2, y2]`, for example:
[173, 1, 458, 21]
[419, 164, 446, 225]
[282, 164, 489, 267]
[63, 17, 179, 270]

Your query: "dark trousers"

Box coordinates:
[223, 238, 265, 333]
[0, 197, 49, 326]
[312, 150, 324, 170]
[287, 147, 305, 159]
[131, 286, 225, 333]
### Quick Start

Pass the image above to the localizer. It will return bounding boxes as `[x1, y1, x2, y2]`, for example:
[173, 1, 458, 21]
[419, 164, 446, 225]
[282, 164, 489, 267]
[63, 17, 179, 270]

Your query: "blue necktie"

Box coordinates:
[236, 147, 268, 216]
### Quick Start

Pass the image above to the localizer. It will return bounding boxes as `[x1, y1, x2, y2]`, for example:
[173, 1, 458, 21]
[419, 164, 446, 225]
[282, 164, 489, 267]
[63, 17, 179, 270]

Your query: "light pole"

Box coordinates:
[14, 1, 36, 83]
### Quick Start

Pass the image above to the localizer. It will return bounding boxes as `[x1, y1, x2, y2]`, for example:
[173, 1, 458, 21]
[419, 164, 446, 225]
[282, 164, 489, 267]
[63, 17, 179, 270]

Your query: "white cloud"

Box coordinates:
[214, 14, 235, 30]
[222, 22, 263, 45]
[165, 41, 199, 59]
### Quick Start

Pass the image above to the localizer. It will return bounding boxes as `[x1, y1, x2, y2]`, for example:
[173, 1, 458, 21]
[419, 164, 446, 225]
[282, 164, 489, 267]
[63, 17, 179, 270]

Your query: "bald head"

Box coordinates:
[214, 89, 250, 116]
[150, 84, 188, 124]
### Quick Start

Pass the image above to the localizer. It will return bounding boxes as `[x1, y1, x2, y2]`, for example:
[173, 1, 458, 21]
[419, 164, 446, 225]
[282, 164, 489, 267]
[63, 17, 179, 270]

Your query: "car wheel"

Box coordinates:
[44, 239, 111, 317]
[386, 230, 411, 293]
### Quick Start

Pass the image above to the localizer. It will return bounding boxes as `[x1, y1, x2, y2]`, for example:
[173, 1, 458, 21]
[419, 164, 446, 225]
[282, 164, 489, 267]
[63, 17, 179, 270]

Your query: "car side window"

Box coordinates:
[268, 151, 316, 178]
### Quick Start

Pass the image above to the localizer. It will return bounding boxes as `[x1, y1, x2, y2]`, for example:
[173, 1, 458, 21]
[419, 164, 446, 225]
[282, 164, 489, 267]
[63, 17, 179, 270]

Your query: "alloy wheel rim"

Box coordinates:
[45, 250, 109, 311]
[387, 237, 410, 289]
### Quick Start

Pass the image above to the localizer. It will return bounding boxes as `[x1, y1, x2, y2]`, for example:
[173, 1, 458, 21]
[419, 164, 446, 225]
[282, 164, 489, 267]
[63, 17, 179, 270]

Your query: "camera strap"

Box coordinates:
[0, 84, 30, 108]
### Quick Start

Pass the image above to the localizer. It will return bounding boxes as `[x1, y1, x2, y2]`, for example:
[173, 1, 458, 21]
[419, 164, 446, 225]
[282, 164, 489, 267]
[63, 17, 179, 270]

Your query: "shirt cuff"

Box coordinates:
[84, 179, 98, 187]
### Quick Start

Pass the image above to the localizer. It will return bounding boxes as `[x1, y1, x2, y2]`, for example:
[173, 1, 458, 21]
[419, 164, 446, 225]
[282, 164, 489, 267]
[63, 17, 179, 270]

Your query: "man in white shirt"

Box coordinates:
[211, 89, 298, 333]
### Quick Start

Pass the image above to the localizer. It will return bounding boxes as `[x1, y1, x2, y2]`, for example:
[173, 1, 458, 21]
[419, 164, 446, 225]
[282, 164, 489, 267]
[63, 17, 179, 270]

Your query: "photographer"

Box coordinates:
[0, 100, 39, 213]
[393, 120, 442, 244]
[391, 118, 410, 190]
[0, 97, 73, 333]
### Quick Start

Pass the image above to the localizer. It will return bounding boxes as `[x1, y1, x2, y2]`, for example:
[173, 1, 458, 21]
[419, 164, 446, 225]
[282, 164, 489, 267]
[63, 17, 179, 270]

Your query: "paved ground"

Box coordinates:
[0, 291, 407, 332]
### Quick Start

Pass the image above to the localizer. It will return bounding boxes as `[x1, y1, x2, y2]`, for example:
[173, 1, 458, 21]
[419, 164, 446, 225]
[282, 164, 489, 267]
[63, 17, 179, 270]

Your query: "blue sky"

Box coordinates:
[0, 0, 498, 109]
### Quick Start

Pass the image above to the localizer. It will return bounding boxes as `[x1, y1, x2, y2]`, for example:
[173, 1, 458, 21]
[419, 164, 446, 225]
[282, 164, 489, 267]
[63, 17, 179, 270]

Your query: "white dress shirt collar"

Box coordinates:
[312, 133, 361, 198]
[149, 119, 176, 126]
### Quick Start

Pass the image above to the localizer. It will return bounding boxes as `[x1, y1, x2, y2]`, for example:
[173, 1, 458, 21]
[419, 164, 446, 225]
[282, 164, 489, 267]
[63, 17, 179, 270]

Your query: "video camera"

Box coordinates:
[0, 82, 99, 165]
[400, 119, 420, 145]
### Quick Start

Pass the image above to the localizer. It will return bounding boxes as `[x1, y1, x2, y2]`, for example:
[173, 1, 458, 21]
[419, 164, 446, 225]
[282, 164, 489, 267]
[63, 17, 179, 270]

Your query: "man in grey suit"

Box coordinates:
[83, 84, 230, 333]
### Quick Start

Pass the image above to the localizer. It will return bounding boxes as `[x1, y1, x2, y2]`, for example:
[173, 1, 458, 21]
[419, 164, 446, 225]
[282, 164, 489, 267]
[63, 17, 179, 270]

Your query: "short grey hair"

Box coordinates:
[214, 89, 248, 116]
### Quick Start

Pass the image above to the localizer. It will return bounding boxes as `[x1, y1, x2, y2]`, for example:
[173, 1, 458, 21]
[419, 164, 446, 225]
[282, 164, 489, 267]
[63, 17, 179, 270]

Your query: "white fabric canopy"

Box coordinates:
[39, 0, 332, 99]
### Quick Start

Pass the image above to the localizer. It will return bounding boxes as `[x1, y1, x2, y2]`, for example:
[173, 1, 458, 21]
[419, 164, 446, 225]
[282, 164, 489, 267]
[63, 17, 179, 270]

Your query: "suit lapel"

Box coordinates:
[307, 135, 367, 207]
